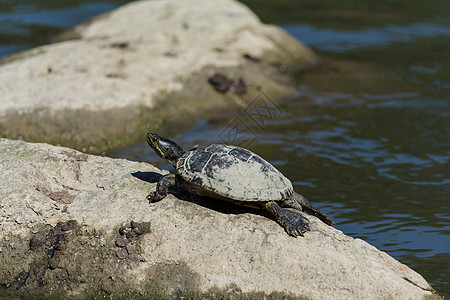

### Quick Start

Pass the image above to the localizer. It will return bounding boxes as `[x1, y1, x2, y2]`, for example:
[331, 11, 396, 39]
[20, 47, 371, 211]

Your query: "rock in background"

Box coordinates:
[0, 0, 315, 153]
[0, 139, 436, 299]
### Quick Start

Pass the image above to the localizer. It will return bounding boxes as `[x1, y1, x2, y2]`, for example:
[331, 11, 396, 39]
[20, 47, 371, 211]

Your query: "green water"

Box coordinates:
[1, 0, 449, 297]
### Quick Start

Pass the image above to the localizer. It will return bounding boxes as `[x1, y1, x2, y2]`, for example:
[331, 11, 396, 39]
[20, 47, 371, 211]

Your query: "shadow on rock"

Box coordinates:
[133, 171, 273, 221]
[131, 171, 162, 183]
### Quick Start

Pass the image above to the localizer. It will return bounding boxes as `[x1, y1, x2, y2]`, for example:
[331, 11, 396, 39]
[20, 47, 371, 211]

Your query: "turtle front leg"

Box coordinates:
[265, 201, 310, 237]
[147, 174, 176, 203]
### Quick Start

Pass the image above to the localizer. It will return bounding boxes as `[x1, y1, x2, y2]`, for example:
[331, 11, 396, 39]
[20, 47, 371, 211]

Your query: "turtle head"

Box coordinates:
[146, 133, 185, 166]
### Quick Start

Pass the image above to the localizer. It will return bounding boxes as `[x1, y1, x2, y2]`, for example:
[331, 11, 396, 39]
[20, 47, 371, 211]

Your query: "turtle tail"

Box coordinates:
[294, 192, 334, 226]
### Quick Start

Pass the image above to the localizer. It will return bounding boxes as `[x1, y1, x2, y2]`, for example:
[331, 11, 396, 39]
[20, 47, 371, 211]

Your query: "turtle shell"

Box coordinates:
[176, 144, 293, 201]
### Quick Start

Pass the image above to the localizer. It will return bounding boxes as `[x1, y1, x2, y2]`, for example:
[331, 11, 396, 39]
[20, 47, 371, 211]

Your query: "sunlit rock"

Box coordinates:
[0, 138, 436, 299]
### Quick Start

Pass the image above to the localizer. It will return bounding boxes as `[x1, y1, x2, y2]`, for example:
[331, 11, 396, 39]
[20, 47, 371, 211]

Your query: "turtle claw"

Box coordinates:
[285, 218, 310, 237]
[147, 174, 175, 203]
[146, 192, 154, 203]
[289, 229, 304, 237]
[147, 191, 162, 203]
[266, 202, 311, 237]
[282, 210, 311, 237]
[303, 222, 311, 232]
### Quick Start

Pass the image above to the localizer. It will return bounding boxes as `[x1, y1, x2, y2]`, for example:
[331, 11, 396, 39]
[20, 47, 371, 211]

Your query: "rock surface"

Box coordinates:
[0, 0, 315, 152]
[0, 138, 436, 299]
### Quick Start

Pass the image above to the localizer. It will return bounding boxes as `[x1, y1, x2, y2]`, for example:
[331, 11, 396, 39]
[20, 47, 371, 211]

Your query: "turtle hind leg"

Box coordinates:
[265, 201, 310, 237]
[147, 174, 176, 203]
[283, 192, 334, 226]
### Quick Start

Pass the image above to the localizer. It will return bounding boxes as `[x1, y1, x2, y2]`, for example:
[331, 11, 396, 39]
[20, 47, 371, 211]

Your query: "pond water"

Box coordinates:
[1, 0, 449, 297]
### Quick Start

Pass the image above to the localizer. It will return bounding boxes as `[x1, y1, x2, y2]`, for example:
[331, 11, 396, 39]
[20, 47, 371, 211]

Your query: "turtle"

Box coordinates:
[146, 133, 333, 237]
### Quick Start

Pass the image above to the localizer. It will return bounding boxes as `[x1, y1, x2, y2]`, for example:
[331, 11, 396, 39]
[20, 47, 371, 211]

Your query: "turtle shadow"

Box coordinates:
[174, 189, 271, 218]
[131, 171, 162, 183]
[131, 171, 271, 218]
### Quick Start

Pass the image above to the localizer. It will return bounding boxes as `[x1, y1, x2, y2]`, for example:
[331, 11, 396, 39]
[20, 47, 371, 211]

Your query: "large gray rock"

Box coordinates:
[0, 0, 315, 152]
[0, 138, 437, 299]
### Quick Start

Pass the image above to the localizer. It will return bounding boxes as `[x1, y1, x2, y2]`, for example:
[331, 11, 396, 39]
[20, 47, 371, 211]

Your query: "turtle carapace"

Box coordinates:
[146, 133, 333, 237]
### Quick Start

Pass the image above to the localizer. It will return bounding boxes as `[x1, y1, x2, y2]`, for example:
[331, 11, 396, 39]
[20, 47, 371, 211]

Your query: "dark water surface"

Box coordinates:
[0, 1, 130, 57]
[1, 0, 449, 297]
